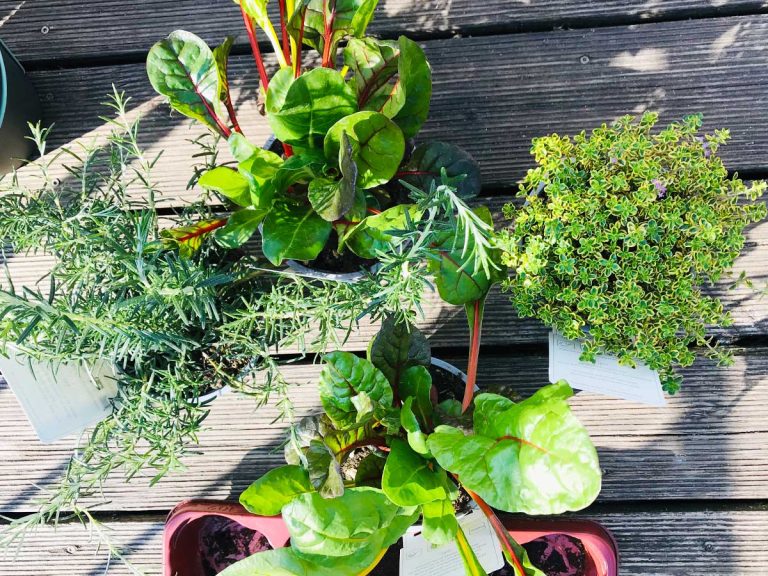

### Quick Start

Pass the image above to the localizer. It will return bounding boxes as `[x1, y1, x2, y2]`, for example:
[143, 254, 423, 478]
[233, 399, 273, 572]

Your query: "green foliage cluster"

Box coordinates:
[223, 320, 601, 576]
[500, 113, 767, 392]
[146, 0, 481, 268]
[0, 91, 496, 558]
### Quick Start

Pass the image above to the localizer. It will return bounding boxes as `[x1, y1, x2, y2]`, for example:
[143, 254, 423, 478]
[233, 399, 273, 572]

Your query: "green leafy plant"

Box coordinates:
[146, 0, 481, 270]
[500, 113, 767, 393]
[0, 91, 416, 557]
[221, 321, 601, 576]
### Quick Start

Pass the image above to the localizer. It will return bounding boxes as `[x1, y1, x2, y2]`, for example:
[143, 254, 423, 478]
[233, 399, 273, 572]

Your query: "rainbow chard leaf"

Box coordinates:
[345, 203, 421, 259]
[212, 35, 236, 124]
[427, 382, 602, 515]
[147, 30, 228, 135]
[216, 544, 385, 576]
[401, 141, 482, 199]
[160, 218, 228, 257]
[214, 208, 268, 249]
[288, 0, 379, 64]
[261, 200, 332, 264]
[319, 351, 393, 429]
[239, 465, 313, 516]
[198, 167, 251, 207]
[420, 498, 458, 547]
[267, 68, 357, 148]
[308, 133, 359, 221]
[284, 487, 418, 558]
[345, 37, 403, 116]
[368, 316, 430, 389]
[381, 439, 456, 507]
[325, 111, 406, 188]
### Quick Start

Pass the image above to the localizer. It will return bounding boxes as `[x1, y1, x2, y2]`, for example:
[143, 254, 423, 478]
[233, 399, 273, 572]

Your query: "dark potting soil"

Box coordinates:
[369, 533, 588, 576]
[199, 516, 272, 576]
[489, 533, 587, 576]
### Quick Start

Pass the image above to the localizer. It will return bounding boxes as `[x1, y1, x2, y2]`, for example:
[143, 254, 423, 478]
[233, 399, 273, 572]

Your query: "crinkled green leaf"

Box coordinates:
[325, 111, 405, 188]
[429, 206, 506, 305]
[273, 150, 327, 192]
[345, 203, 421, 259]
[306, 439, 345, 498]
[147, 30, 222, 132]
[401, 397, 429, 455]
[368, 316, 430, 389]
[284, 487, 417, 557]
[319, 351, 393, 430]
[215, 208, 267, 248]
[308, 133, 358, 221]
[261, 200, 332, 264]
[401, 141, 481, 199]
[267, 67, 357, 148]
[239, 465, 313, 516]
[400, 365, 433, 425]
[427, 382, 602, 515]
[217, 544, 383, 576]
[238, 147, 284, 210]
[420, 498, 458, 547]
[344, 37, 404, 118]
[228, 132, 259, 162]
[198, 167, 251, 207]
[392, 36, 432, 139]
[382, 439, 454, 507]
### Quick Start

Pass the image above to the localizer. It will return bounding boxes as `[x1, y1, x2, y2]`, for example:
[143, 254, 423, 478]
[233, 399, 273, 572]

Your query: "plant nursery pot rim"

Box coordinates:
[0, 39, 11, 128]
[163, 499, 618, 576]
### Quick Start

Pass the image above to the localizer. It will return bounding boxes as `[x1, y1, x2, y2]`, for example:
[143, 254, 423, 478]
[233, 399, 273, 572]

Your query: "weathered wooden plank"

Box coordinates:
[1, 0, 765, 65]
[3, 506, 768, 575]
[1, 346, 766, 513]
[18, 14, 768, 209]
[2, 194, 766, 349]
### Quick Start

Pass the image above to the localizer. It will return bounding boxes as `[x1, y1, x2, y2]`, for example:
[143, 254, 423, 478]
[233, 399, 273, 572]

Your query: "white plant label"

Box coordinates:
[399, 509, 504, 576]
[549, 330, 666, 406]
[0, 348, 119, 443]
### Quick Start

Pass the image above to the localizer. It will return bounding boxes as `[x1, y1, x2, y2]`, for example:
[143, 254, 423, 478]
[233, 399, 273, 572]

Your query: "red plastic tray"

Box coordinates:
[164, 500, 618, 576]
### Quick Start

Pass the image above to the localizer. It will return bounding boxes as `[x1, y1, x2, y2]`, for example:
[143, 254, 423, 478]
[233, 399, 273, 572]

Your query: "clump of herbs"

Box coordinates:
[500, 113, 767, 393]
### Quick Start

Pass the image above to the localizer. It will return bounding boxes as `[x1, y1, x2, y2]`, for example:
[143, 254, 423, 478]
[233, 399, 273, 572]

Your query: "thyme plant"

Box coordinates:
[500, 113, 767, 392]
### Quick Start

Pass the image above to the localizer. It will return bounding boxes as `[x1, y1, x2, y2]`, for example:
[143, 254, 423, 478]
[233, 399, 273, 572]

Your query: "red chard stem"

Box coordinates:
[241, 5, 270, 92]
[278, 0, 292, 66]
[462, 298, 484, 413]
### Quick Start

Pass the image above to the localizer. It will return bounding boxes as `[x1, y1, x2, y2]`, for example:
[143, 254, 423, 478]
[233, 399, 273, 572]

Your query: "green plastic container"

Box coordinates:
[0, 39, 42, 174]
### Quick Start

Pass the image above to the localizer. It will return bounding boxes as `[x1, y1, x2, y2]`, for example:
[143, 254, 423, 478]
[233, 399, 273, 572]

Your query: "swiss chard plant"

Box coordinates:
[146, 0, 481, 269]
[220, 320, 602, 576]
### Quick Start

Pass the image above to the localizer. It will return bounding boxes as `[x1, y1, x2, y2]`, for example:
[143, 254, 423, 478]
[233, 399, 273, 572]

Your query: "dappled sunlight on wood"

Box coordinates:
[610, 48, 669, 72]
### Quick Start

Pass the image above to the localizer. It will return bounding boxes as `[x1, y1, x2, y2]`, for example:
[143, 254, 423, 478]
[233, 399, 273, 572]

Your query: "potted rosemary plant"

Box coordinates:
[145, 0, 481, 280]
[163, 320, 605, 576]
[0, 91, 386, 550]
[500, 113, 767, 393]
[0, 38, 42, 174]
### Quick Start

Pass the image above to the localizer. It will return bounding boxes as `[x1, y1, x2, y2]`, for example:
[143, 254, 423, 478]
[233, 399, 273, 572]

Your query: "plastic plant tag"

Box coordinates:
[0, 347, 119, 443]
[400, 509, 504, 575]
[549, 330, 666, 406]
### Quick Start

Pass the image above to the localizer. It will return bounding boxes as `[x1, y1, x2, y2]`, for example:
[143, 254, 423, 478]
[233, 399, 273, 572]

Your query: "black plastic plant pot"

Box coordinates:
[0, 39, 42, 174]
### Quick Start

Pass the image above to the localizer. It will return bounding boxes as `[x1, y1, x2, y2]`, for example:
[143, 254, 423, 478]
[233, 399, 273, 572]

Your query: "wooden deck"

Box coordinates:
[1, 1, 768, 574]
